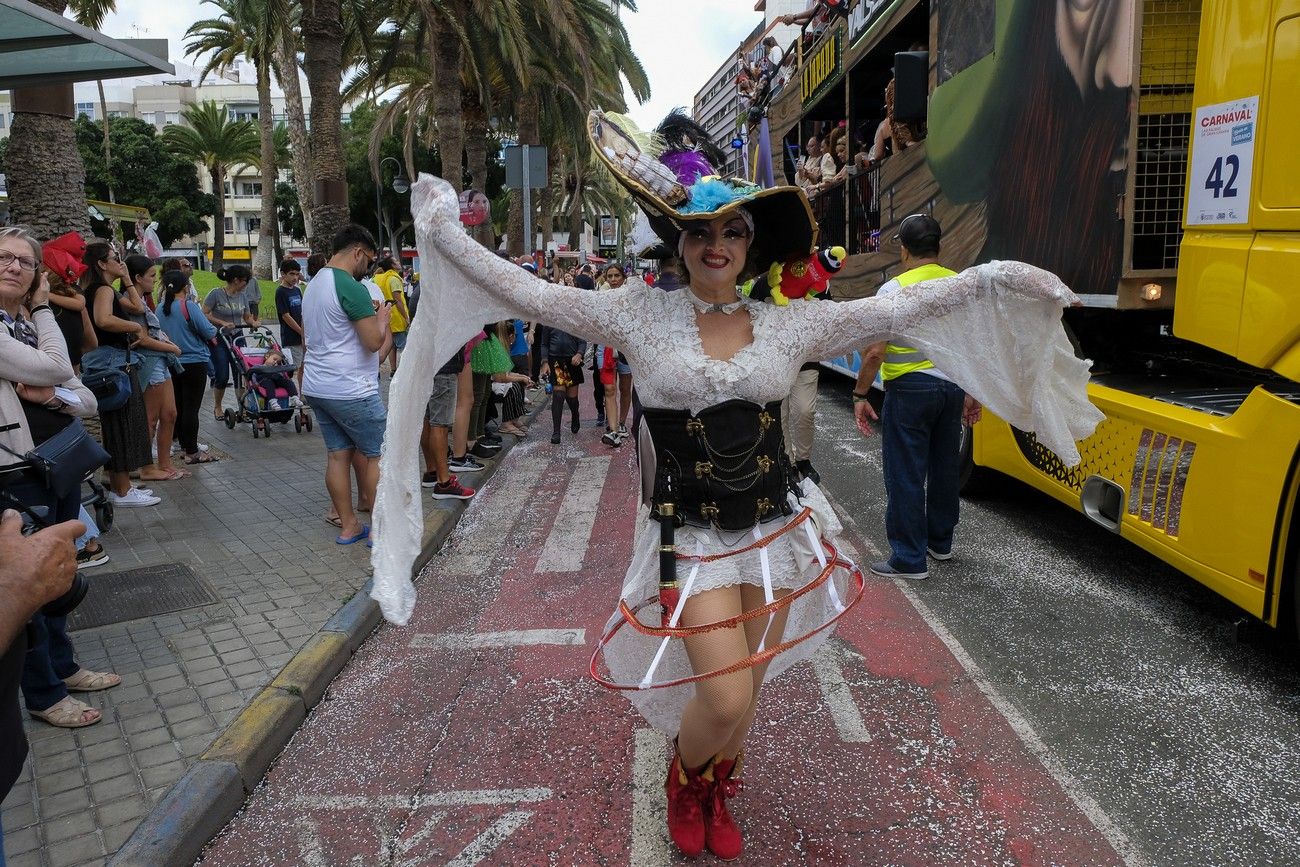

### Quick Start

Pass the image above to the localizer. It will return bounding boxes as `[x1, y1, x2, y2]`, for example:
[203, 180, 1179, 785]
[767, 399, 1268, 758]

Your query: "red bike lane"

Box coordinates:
[201, 415, 1125, 866]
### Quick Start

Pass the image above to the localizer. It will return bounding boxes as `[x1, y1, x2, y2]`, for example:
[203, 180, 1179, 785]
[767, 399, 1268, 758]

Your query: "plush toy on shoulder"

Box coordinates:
[742, 245, 846, 306]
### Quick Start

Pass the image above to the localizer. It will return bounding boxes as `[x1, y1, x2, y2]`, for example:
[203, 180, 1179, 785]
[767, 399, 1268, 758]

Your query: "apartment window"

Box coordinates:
[239, 182, 263, 197]
[228, 107, 258, 122]
[223, 217, 234, 233]
[166, 112, 179, 125]
[155, 111, 166, 126]
[0, 114, 5, 129]
[107, 110, 128, 120]
[75, 102, 96, 121]
[223, 182, 233, 195]
[245, 217, 262, 233]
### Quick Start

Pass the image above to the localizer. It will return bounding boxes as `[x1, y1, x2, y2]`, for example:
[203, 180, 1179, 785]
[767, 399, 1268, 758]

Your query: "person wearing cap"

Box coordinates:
[370, 110, 1101, 861]
[853, 214, 983, 580]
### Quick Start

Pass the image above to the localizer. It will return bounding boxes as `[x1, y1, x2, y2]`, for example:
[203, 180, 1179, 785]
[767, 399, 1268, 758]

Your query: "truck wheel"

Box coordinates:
[959, 423, 1000, 498]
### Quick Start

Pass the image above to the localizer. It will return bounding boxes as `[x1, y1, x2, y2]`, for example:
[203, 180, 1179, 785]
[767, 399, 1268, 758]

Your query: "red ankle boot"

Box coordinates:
[665, 744, 709, 857]
[705, 753, 745, 860]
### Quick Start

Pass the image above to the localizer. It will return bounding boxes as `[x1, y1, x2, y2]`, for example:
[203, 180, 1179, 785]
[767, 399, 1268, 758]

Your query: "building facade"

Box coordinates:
[0, 60, 316, 263]
[691, 1, 808, 179]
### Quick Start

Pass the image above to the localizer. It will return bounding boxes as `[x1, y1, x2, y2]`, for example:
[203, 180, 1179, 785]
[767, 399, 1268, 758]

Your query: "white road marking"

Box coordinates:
[408, 629, 586, 649]
[536, 456, 612, 572]
[446, 811, 534, 867]
[821, 489, 1146, 866]
[810, 643, 873, 743]
[630, 728, 671, 867]
[898, 587, 1147, 867]
[438, 457, 548, 573]
[292, 788, 553, 809]
[291, 790, 552, 866]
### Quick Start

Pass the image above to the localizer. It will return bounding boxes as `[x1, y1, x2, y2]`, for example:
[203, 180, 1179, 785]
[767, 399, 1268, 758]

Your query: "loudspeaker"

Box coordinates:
[893, 51, 929, 122]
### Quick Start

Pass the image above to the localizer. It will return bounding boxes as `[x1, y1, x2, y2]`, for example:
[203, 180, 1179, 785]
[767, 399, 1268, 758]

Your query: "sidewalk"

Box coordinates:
[1, 375, 522, 867]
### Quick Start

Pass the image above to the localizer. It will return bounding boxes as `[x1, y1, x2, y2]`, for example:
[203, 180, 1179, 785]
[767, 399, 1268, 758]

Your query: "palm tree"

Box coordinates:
[163, 101, 260, 267]
[3, 0, 114, 237]
[186, 0, 287, 279]
[274, 17, 314, 242]
[301, 0, 351, 252]
[503, 0, 649, 255]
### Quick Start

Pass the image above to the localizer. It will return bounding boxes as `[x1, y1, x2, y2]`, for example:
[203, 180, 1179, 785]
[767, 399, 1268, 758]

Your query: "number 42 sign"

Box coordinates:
[1186, 95, 1258, 226]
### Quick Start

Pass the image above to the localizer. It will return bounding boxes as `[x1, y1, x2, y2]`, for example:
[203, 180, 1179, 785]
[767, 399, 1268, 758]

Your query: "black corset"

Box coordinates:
[642, 399, 799, 533]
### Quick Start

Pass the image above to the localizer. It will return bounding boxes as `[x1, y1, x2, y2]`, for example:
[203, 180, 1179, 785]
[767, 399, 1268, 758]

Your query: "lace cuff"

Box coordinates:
[801, 260, 1102, 465]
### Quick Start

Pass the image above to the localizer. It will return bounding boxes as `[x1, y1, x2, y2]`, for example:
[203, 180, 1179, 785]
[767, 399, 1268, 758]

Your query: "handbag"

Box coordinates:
[0, 419, 109, 498]
[81, 368, 131, 413]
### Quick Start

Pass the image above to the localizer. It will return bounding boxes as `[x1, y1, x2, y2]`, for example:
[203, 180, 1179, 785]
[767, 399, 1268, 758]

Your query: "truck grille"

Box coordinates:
[1132, 0, 1201, 272]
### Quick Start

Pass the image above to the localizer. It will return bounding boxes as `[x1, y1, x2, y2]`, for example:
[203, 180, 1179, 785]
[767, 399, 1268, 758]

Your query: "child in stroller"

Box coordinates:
[223, 327, 312, 437]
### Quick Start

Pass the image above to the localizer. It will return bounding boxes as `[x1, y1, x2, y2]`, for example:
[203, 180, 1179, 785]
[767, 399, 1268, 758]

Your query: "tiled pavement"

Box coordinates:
[1, 374, 437, 866]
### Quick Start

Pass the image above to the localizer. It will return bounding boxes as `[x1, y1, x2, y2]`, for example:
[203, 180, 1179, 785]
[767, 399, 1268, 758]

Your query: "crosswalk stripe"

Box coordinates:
[536, 456, 613, 572]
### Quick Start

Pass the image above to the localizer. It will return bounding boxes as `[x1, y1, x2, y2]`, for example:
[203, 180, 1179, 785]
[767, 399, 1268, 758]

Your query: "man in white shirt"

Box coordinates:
[301, 225, 391, 545]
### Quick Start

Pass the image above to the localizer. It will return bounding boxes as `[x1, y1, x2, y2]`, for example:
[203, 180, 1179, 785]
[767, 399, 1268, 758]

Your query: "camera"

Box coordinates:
[0, 480, 88, 618]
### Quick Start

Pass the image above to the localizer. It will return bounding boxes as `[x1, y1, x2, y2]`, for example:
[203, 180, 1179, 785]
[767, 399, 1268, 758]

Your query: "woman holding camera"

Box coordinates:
[0, 226, 120, 728]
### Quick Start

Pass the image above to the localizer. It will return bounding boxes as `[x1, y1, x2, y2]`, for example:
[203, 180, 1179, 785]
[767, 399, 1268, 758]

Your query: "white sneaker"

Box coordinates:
[197, 442, 210, 452]
[289, 396, 304, 409]
[108, 488, 161, 508]
[267, 399, 282, 411]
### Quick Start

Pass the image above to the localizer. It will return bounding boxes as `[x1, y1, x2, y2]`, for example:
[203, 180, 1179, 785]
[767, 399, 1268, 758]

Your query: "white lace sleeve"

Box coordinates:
[798, 260, 1103, 466]
[369, 173, 632, 625]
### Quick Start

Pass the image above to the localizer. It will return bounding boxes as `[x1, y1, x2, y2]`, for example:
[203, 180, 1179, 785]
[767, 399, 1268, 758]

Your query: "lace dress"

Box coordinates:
[370, 175, 1103, 733]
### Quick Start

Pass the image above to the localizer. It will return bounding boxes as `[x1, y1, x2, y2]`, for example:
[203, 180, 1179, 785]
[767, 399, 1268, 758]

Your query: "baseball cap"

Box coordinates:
[894, 213, 941, 249]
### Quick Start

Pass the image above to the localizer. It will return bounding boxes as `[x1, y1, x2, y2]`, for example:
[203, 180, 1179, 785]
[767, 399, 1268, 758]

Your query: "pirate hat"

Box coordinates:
[588, 109, 817, 271]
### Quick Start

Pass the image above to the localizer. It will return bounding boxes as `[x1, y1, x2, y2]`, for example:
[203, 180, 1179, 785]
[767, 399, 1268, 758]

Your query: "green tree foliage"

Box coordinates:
[340, 101, 506, 247]
[73, 117, 217, 247]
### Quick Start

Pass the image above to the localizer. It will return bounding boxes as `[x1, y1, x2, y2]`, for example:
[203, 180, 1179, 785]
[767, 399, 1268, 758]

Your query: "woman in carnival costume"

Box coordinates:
[369, 109, 1103, 860]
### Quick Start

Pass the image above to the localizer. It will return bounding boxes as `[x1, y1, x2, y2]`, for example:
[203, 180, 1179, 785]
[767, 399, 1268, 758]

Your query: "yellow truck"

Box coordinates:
[764, 0, 1300, 629]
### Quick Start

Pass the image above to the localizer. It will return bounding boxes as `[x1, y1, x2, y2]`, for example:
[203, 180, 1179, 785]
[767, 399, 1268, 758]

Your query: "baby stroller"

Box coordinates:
[220, 325, 312, 438]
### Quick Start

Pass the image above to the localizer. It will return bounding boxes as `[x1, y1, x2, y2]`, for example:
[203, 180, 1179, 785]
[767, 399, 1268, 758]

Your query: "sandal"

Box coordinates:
[62, 668, 122, 692]
[140, 467, 189, 481]
[324, 515, 343, 528]
[185, 452, 220, 465]
[30, 696, 102, 728]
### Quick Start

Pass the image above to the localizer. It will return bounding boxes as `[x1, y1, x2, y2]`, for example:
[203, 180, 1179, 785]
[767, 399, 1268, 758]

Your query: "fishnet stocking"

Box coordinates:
[675, 585, 792, 767]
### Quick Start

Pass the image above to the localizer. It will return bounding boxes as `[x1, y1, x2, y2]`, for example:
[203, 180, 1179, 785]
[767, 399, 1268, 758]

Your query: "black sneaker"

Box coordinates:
[449, 454, 485, 473]
[550, 432, 561, 444]
[594, 416, 606, 428]
[470, 442, 499, 459]
[421, 471, 438, 488]
[601, 430, 623, 448]
[480, 433, 503, 445]
[77, 545, 110, 570]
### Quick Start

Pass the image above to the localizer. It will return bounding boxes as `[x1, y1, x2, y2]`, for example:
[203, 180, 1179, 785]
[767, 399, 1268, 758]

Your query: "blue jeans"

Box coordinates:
[209, 338, 234, 389]
[5, 479, 83, 712]
[881, 373, 964, 572]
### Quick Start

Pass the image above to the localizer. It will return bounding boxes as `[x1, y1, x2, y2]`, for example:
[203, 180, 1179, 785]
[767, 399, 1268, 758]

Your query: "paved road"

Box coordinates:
[812, 380, 1300, 866]
[200, 386, 1159, 866]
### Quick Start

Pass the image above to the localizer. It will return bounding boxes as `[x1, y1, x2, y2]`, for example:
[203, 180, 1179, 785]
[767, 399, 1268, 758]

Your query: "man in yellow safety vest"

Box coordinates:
[853, 214, 982, 580]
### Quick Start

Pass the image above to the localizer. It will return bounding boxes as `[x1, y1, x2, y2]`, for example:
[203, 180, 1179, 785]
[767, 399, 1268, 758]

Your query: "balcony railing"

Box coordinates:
[809, 161, 884, 256]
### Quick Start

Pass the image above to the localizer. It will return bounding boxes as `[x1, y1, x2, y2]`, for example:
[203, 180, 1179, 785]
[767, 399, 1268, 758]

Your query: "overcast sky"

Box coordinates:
[99, 0, 762, 131]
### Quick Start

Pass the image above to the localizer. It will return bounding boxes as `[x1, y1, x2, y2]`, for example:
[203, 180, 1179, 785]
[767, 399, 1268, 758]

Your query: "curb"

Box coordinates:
[110, 395, 548, 866]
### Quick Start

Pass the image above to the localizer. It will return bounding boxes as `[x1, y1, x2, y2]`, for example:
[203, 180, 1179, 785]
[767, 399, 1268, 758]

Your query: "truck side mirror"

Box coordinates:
[893, 51, 929, 122]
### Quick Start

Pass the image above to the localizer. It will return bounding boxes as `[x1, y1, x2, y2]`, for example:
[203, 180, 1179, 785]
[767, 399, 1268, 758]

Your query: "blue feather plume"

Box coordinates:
[681, 178, 760, 214]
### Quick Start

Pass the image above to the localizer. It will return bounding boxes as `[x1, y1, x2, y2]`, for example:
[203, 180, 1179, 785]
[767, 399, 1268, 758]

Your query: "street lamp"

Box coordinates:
[374, 156, 410, 254]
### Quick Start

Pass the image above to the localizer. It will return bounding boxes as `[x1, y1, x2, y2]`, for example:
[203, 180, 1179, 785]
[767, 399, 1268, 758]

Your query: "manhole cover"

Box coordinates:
[67, 563, 220, 631]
